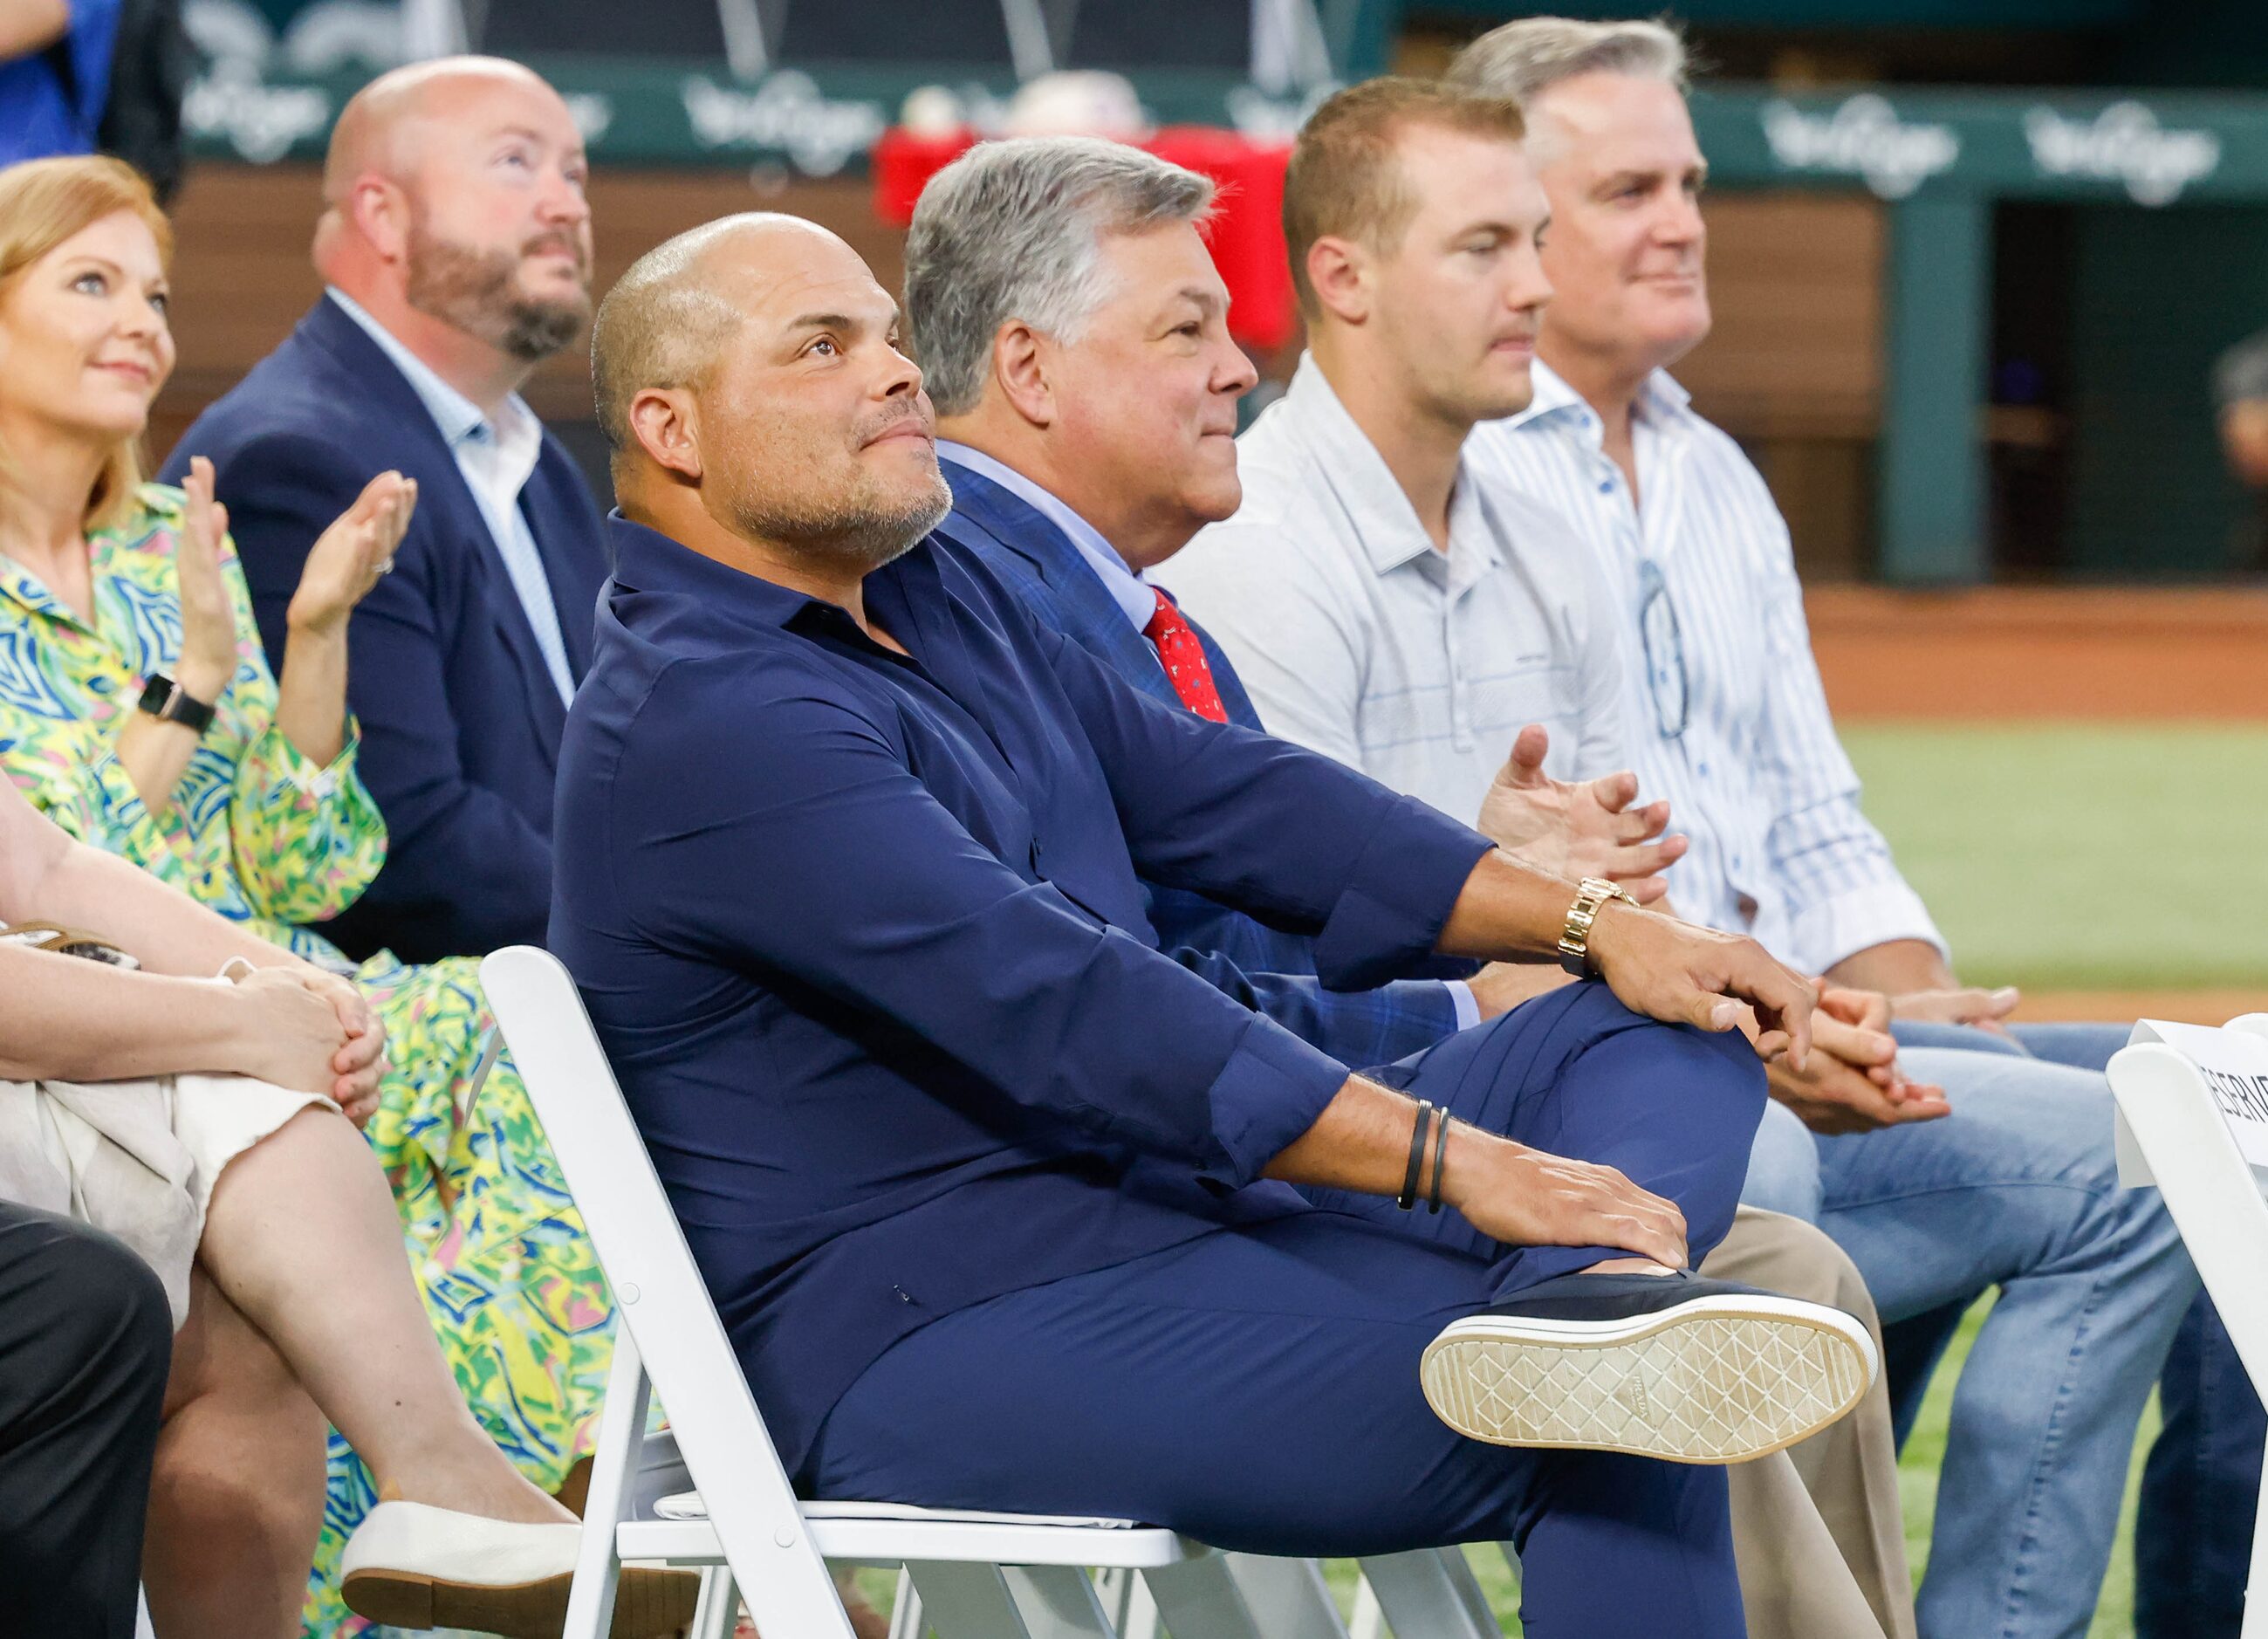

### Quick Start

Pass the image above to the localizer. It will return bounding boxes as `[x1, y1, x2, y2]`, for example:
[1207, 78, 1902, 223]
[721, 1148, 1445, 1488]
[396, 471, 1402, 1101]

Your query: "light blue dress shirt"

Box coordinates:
[326, 288, 576, 704]
[935, 440, 1160, 627]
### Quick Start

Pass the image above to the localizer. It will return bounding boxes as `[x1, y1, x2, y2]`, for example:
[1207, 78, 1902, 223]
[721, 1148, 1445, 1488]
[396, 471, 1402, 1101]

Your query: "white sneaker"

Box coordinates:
[339, 1499, 701, 1637]
[1421, 1272, 1879, 1464]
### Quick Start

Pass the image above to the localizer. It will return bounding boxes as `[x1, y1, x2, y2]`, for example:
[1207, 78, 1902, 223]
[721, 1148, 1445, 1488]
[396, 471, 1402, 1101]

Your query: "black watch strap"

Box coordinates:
[138, 672, 216, 734]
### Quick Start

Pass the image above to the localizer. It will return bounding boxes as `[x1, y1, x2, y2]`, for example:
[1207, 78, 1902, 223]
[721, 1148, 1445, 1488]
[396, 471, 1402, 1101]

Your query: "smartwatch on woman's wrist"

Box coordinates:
[137, 672, 216, 735]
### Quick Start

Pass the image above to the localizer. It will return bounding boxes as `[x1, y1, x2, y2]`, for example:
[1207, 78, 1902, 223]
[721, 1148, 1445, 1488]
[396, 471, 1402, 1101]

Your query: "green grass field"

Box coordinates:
[1843, 723, 2268, 991]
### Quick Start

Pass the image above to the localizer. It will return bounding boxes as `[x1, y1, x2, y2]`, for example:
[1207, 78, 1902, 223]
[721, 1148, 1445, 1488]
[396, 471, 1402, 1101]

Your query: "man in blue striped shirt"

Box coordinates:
[1446, 20, 2198, 1639]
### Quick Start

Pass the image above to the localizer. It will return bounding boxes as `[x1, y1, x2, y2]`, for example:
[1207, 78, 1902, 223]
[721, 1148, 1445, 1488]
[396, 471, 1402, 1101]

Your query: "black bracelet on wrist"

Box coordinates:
[1398, 1099, 1434, 1211]
[1428, 1111, 1452, 1215]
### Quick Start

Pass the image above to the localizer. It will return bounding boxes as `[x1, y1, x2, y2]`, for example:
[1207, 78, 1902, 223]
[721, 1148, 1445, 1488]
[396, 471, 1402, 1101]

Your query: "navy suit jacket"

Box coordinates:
[935, 458, 1463, 1068]
[551, 516, 1494, 1476]
[161, 295, 609, 964]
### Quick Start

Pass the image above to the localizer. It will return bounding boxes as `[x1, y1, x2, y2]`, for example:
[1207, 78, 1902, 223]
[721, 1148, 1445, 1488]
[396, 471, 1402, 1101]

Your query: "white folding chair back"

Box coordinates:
[2108, 1013, 2268, 1639]
[479, 945, 1255, 1639]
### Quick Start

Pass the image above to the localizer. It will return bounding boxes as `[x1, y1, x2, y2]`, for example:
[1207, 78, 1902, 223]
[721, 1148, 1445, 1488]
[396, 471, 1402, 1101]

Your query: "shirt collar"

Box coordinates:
[1276, 353, 1499, 579]
[325, 287, 540, 472]
[936, 441, 1156, 631]
[608, 512, 820, 634]
[608, 511, 955, 674]
[1497, 357, 1694, 444]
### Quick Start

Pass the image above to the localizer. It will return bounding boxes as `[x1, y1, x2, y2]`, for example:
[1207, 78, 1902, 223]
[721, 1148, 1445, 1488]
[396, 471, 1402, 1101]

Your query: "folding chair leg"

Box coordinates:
[563, 1331, 653, 1639]
[1004, 1564, 1118, 1637]
[1095, 1567, 1159, 1639]
[1137, 1553, 1262, 1639]
[889, 1572, 925, 1639]
[1217, 1553, 1344, 1637]
[1350, 1580, 1384, 1639]
[2247, 1450, 2268, 1639]
[690, 1566, 737, 1639]
[1354, 1548, 1496, 1639]
[905, 1561, 1037, 1639]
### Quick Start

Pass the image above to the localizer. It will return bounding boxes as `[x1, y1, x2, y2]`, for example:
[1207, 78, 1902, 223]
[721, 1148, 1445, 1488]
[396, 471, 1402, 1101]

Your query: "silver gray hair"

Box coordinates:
[904, 136, 1216, 417]
[1446, 17, 1689, 108]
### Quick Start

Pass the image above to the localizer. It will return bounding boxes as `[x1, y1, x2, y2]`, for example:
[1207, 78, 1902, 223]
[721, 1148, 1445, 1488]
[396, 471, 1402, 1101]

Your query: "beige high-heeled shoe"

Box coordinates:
[340, 1498, 702, 1637]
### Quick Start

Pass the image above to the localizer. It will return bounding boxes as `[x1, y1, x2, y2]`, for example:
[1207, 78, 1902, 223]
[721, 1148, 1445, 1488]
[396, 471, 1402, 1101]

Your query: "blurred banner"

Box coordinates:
[180, 55, 2268, 209]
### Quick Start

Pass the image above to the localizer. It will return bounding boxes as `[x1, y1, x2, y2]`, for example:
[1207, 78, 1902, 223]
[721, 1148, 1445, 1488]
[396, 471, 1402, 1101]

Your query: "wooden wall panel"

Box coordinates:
[1676, 190, 1884, 442]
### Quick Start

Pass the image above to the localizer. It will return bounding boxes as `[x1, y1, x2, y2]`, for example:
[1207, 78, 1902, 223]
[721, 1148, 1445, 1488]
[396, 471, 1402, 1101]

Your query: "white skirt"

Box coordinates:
[0, 1072, 336, 1327]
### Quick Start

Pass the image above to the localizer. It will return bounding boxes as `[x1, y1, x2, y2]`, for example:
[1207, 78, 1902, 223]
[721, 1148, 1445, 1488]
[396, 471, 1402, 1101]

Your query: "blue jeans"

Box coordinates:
[1740, 1021, 2195, 1639]
[2137, 1295, 2263, 1637]
[812, 986, 1763, 1636]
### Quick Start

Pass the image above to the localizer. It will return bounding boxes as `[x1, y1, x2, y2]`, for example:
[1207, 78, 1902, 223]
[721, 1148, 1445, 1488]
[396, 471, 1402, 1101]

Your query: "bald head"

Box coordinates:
[591, 215, 812, 457]
[317, 55, 593, 373]
[324, 56, 559, 204]
[593, 212, 947, 572]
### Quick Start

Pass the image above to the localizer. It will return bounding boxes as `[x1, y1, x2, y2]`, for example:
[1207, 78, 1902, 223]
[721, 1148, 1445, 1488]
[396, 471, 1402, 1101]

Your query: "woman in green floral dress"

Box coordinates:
[0, 157, 619, 1636]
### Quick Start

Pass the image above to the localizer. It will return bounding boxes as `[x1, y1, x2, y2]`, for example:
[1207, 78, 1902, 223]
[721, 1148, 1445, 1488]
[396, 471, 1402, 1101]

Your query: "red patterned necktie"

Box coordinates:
[1142, 591, 1230, 723]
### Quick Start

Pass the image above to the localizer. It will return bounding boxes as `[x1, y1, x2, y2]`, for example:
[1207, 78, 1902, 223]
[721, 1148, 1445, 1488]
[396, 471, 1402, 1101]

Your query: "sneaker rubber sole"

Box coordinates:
[342, 1562, 701, 1638]
[1419, 1293, 1877, 1464]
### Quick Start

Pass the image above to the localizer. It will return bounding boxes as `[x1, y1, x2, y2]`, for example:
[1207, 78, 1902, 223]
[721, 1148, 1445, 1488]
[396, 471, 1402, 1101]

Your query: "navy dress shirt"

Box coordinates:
[550, 516, 1494, 1476]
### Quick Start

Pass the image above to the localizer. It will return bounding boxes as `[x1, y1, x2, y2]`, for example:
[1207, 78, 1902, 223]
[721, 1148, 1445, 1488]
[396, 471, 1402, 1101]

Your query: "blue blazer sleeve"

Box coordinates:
[200, 430, 553, 954]
[1032, 621, 1496, 993]
[608, 663, 1351, 1187]
[1162, 945, 1462, 1071]
[980, 538, 1461, 1061]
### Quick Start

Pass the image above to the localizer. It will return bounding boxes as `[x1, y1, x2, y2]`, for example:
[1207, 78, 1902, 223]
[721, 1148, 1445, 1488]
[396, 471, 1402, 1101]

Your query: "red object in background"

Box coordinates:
[871, 126, 1298, 352]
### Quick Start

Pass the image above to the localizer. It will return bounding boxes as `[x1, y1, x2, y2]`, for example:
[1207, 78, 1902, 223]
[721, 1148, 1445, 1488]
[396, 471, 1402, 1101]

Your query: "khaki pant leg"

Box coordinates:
[1703, 1205, 1918, 1639]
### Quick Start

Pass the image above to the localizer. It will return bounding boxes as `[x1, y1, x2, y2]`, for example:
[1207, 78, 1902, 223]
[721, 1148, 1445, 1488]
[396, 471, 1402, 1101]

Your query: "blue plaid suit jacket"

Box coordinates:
[935, 457, 1462, 1071]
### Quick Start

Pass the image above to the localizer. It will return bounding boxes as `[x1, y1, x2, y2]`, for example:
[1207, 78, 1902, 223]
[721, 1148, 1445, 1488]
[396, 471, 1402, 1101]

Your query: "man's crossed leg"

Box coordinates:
[809, 987, 1868, 1638]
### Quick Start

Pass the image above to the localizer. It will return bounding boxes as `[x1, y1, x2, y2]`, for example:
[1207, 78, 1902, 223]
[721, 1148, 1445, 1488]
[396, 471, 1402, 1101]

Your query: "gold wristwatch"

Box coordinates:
[1558, 877, 1640, 977]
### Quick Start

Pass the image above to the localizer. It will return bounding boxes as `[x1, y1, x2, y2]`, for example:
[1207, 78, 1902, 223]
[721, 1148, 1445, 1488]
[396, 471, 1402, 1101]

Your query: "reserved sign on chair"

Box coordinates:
[2115, 1018, 2268, 1186]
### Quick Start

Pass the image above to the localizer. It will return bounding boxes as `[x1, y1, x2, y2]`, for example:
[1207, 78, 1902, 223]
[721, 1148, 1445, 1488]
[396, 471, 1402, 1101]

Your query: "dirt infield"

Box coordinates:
[2022, 989, 2258, 1025]
[1809, 586, 2268, 722]
[1810, 584, 2265, 1018]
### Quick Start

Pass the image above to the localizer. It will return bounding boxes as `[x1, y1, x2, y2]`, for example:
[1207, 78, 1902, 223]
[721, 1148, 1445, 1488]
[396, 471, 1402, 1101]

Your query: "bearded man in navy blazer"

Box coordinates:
[163, 58, 608, 964]
[551, 208, 1887, 1636]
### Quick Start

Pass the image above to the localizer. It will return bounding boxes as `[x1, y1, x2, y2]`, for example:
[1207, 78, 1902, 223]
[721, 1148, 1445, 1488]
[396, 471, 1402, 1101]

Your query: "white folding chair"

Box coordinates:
[480, 945, 1269, 1639]
[2108, 1012, 2268, 1639]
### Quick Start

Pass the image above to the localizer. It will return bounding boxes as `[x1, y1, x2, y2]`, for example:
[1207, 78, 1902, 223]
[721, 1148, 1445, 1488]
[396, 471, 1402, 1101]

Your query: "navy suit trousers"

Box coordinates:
[0, 1204, 171, 1639]
[807, 985, 1765, 1637]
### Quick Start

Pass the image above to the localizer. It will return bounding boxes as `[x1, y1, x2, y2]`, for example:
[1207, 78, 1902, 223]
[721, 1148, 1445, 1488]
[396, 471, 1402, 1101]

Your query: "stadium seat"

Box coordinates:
[2107, 1014, 2268, 1639]
[475, 0, 730, 63]
[774, 0, 1018, 68]
[1061, 0, 1252, 73]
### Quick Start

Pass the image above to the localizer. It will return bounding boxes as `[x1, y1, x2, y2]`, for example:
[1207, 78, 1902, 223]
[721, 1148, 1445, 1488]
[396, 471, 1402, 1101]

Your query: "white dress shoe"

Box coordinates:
[340, 1499, 700, 1637]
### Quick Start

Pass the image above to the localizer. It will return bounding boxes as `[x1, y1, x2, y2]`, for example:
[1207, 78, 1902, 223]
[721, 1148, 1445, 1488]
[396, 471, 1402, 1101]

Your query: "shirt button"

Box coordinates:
[1598, 478, 1614, 494]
